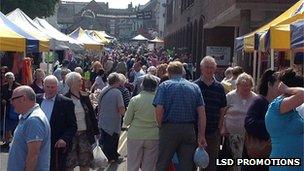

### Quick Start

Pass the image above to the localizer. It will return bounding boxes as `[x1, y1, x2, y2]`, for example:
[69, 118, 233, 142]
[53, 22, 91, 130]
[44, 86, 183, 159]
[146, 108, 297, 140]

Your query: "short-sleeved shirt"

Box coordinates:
[225, 90, 257, 135]
[8, 104, 51, 171]
[194, 78, 227, 134]
[98, 86, 124, 135]
[153, 76, 205, 123]
[265, 96, 303, 165]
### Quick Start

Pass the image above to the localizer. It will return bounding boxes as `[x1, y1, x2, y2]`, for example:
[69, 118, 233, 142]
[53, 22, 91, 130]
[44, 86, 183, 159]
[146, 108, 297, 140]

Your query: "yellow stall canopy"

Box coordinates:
[0, 24, 26, 52]
[90, 30, 110, 45]
[69, 27, 103, 51]
[242, 0, 304, 52]
[269, 24, 290, 50]
[6, 8, 50, 52]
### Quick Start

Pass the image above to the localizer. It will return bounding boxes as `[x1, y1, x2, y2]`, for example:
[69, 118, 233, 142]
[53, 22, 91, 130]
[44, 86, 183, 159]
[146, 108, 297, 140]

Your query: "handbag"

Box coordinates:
[245, 133, 271, 158]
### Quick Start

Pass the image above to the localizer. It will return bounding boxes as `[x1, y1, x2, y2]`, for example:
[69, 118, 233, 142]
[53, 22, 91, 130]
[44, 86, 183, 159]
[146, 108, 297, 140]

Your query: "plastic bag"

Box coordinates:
[92, 137, 108, 168]
[194, 147, 209, 169]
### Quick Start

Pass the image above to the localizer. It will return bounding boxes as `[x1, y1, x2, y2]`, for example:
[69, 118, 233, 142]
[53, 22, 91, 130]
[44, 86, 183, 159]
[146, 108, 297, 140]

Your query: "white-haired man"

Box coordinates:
[194, 56, 227, 171]
[8, 86, 51, 171]
[36, 75, 77, 171]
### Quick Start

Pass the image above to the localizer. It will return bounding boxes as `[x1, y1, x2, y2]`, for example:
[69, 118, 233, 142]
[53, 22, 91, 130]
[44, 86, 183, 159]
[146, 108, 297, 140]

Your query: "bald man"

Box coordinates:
[8, 86, 51, 171]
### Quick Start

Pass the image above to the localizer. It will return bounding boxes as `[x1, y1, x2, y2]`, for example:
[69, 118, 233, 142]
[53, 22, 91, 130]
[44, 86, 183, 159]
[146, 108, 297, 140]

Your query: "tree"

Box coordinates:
[1, 0, 59, 18]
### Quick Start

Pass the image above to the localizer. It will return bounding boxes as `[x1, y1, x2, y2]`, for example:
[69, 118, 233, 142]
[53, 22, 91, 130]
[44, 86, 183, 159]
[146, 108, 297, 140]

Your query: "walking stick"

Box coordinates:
[1, 101, 6, 145]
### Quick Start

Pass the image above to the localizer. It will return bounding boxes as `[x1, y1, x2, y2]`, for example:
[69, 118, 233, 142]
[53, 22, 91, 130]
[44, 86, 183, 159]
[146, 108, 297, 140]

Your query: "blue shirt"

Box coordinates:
[265, 96, 303, 171]
[194, 78, 227, 134]
[41, 94, 56, 121]
[8, 104, 51, 171]
[153, 76, 205, 123]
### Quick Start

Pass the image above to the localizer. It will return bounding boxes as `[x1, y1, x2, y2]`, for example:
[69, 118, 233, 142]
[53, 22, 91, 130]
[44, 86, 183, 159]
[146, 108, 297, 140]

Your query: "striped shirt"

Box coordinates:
[194, 78, 227, 134]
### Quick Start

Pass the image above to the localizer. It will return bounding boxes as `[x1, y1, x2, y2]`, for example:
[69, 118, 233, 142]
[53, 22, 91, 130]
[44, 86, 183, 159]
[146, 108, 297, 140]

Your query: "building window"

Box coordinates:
[181, 0, 194, 13]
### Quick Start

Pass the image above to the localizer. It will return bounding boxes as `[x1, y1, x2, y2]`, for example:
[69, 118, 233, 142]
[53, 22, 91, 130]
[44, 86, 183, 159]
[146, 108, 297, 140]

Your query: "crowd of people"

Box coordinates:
[0, 43, 303, 171]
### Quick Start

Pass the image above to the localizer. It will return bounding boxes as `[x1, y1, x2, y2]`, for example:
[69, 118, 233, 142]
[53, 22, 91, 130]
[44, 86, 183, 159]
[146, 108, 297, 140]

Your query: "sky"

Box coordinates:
[62, 0, 150, 9]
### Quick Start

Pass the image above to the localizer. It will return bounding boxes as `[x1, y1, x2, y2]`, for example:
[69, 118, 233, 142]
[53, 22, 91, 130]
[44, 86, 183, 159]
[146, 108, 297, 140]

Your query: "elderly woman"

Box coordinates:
[64, 72, 99, 171]
[223, 72, 257, 171]
[1, 72, 21, 144]
[30, 69, 45, 94]
[265, 69, 303, 171]
[124, 74, 159, 171]
[98, 72, 125, 163]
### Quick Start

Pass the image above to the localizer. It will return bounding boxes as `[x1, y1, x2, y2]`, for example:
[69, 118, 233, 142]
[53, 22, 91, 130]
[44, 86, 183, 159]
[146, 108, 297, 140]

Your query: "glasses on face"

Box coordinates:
[10, 95, 24, 102]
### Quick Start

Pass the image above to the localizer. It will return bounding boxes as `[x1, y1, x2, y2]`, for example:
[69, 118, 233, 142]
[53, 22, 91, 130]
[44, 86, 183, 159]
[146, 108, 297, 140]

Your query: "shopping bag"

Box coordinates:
[92, 137, 108, 168]
[194, 147, 209, 168]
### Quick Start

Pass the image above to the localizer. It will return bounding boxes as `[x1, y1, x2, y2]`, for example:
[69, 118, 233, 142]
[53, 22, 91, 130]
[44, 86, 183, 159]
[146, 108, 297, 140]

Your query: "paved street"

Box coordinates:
[0, 129, 128, 171]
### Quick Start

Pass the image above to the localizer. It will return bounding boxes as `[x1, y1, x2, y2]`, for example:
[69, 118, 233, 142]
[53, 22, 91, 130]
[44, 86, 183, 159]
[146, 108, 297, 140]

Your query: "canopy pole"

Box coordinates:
[46, 52, 50, 75]
[270, 49, 274, 70]
[257, 51, 262, 80]
[253, 50, 257, 84]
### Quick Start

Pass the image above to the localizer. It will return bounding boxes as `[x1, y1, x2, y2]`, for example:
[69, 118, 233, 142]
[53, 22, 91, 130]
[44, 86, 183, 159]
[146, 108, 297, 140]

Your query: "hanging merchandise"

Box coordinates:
[65, 49, 74, 62]
[11, 53, 22, 76]
[21, 57, 33, 85]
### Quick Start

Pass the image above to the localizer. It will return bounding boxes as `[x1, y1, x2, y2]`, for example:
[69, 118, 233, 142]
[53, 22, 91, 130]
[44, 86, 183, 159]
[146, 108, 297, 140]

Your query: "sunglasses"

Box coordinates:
[10, 95, 24, 102]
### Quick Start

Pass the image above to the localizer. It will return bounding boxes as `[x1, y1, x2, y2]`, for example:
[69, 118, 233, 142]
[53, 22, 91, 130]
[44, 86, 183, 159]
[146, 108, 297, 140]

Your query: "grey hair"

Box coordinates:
[44, 75, 59, 85]
[147, 66, 157, 75]
[200, 56, 217, 67]
[107, 72, 121, 86]
[142, 74, 159, 92]
[74, 67, 83, 74]
[224, 67, 234, 77]
[236, 72, 254, 87]
[5, 72, 15, 81]
[65, 72, 82, 88]
[15, 85, 36, 102]
[118, 73, 127, 84]
[33, 69, 45, 79]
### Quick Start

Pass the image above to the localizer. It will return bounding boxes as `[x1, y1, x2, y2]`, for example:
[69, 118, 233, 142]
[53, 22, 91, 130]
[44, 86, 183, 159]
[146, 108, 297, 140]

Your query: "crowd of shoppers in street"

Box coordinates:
[1, 43, 303, 171]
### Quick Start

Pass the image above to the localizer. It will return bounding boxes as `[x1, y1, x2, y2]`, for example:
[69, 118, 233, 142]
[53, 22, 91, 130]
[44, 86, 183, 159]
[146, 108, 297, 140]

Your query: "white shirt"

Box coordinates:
[71, 97, 87, 131]
[41, 94, 56, 121]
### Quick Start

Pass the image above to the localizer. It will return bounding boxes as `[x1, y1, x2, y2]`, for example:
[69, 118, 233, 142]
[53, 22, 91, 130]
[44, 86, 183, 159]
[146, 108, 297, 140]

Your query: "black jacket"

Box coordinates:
[65, 91, 100, 144]
[37, 93, 77, 171]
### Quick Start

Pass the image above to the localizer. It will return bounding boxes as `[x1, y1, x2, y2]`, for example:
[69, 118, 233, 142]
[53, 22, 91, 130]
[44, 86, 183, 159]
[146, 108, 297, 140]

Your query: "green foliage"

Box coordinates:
[1, 0, 59, 18]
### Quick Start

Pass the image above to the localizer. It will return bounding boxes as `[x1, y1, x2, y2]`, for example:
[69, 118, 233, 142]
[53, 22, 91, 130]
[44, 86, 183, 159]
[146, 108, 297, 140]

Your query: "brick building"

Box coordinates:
[57, 0, 164, 40]
[164, 0, 298, 77]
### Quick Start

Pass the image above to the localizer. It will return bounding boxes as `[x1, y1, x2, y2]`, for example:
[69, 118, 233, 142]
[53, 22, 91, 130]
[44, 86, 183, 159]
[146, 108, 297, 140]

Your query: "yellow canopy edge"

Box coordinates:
[0, 25, 26, 52]
[243, 0, 304, 52]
